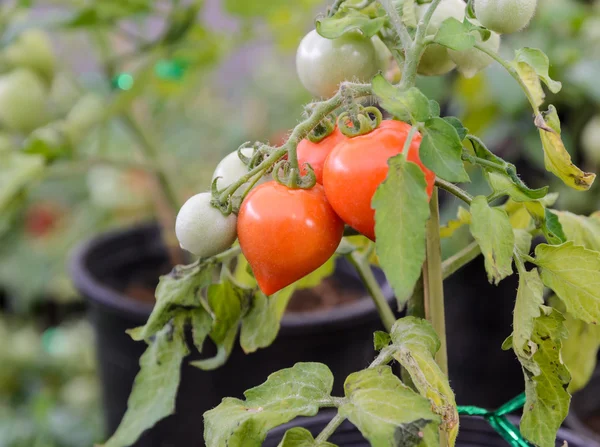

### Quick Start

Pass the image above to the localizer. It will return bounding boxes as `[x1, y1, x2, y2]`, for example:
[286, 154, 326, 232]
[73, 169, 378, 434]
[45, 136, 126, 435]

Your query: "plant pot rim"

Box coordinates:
[70, 222, 395, 331]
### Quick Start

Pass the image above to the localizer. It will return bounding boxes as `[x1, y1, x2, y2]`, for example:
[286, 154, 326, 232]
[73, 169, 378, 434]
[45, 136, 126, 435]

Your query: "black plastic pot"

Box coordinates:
[70, 223, 395, 447]
[264, 411, 599, 446]
[566, 367, 600, 443]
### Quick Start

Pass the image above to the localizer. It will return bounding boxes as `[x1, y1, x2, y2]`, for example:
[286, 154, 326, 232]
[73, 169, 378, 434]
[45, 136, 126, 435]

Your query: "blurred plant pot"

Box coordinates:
[69, 223, 395, 447]
[264, 411, 600, 447]
[566, 367, 600, 443]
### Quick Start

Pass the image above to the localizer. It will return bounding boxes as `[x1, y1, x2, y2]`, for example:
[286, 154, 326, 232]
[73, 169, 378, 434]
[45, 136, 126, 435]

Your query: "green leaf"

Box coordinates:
[443, 116, 467, 141]
[103, 318, 188, 447]
[520, 310, 571, 447]
[535, 242, 600, 324]
[543, 209, 566, 244]
[241, 292, 280, 354]
[371, 75, 432, 123]
[469, 196, 514, 285]
[190, 306, 213, 352]
[278, 427, 337, 447]
[129, 262, 213, 341]
[512, 269, 544, 362]
[339, 366, 439, 447]
[374, 331, 391, 350]
[316, 9, 386, 38]
[440, 206, 471, 239]
[420, 118, 470, 183]
[513, 48, 562, 109]
[204, 363, 334, 447]
[191, 279, 249, 370]
[373, 154, 430, 307]
[0, 152, 45, 211]
[388, 317, 458, 445]
[538, 106, 595, 191]
[561, 309, 600, 393]
[555, 211, 600, 252]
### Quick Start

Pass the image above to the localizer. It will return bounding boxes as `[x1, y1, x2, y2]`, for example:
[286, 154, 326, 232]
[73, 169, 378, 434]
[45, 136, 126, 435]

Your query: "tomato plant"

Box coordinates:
[237, 181, 344, 295]
[5, 1, 600, 447]
[323, 120, 434, 240]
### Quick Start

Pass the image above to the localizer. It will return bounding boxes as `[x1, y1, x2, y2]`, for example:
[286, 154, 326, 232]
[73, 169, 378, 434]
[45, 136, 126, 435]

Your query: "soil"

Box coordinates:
[124, 273, 366, 313]
[585, 412, 600, 435]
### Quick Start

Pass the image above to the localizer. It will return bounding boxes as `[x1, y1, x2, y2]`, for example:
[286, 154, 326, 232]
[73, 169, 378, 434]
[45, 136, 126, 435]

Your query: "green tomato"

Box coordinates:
[0, 69, 50, 133]
[417, 0, 466, 76]
[3, 29, 56, 83]
[475, 0, 538, 34]
[213, 148, 258, 192]
[296, 30, 385, 98]
[582, 115, 600, 166]
[175, 192, 237, 257]
[448, 27, 501, 78]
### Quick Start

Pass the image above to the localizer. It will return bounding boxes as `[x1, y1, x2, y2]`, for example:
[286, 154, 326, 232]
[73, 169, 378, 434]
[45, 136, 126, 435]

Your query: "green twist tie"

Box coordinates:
[457, 392, 531, 447]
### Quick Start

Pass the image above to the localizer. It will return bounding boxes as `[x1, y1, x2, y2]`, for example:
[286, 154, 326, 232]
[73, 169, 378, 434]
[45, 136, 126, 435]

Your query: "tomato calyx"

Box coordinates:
[307, 115, 335, 143]
[272, 159, 317, 190]
[338, 105, 382, 137]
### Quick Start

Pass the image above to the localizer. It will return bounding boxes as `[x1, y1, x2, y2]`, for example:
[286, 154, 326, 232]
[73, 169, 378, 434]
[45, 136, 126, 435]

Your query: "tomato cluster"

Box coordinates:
[238, 119, 434, 295]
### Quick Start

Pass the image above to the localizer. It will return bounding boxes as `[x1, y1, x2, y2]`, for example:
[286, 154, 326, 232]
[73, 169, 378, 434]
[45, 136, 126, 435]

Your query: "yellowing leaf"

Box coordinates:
[469, 196, 514, 284]
[539, 106, 595, 191]
[535, 242, 600, 324]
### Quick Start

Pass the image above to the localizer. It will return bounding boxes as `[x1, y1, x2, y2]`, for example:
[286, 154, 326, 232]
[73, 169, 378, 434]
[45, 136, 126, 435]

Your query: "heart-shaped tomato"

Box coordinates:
[237, 181, 344, 295]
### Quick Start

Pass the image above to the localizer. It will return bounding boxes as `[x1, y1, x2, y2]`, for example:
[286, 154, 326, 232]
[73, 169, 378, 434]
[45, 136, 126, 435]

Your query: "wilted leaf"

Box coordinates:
[520, 310, 571, 447]
[241, 292, 280, 354]
[538, 106, 595, 191]
[513, 48, 561, 108]
[388, 317, 458, 445]
[555, 211, 600, 252]
[440, 206, 471, 238]
[339, 366, 439, 447]
[278, 427, 337, 447]
[512, 269, 544, 362]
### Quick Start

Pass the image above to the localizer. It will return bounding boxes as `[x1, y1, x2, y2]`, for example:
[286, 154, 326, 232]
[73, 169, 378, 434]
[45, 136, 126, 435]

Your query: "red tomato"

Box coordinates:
[323, 120, 435, 240]
[237, 181, 344, 295]
[297, 127, 347, 184]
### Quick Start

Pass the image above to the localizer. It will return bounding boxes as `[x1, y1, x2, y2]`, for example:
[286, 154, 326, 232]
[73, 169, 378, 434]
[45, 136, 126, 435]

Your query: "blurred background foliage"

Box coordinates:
[0, 0, 599, 445]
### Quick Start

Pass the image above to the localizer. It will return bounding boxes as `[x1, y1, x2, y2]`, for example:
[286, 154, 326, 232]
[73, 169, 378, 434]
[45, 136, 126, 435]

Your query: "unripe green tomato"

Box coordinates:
[212, 148, 265, 193]
[417, 0, 466, 76]
[0, 69, 50, 133]
[175, 192, 237, 257]
[581, 115, 600, 166]
[296, 30, 385, 98]
[474, 0, 538, 34]
[448, 28, 501, 78]
[3, 29, 56, 83]
[372, 35, 393, 73]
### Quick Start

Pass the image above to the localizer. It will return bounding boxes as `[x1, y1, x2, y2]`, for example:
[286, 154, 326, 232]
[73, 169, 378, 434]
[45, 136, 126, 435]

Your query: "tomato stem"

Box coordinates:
[217, 82, 373, 201]
[435, 178, 473, 204]
[379, 0, 413, 53]
[423, 188, 448, 374]
[399, 0, 443, 91]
